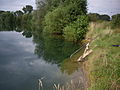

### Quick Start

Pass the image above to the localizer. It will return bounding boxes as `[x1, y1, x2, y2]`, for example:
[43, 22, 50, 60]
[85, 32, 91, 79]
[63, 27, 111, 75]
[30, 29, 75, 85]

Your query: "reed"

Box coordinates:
[38, 77, 87, 90]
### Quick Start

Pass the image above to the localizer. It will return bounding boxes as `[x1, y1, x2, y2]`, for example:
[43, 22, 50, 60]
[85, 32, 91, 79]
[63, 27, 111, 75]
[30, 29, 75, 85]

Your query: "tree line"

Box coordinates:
[88, 13, 120, 28]
[0, 5, 34, 31]
[0, 0, 89, 42]
[35, 0, 88, 42]
[1, 0, 120, 42]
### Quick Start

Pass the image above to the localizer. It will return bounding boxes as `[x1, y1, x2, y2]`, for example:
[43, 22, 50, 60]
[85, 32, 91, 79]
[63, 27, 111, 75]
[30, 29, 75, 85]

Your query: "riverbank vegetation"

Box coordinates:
[35, 0, 88, 42]
[0, 0, 88, 42]
[0, 0, 120, 89]
[84, 17, 120, 89]
[52, 14, 120, 90]
[0, 5, 33, 31]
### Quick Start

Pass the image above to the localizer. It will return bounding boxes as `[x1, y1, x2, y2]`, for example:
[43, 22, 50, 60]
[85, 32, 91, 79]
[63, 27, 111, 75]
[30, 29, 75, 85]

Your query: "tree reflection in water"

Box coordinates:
[0, 25, 82, 75]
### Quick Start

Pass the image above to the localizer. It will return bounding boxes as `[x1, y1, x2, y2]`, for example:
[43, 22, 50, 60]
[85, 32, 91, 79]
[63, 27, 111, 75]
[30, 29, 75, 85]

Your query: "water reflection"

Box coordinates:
[22, 31, 32, 38]
[0, 27, 83, 90]
[33, 33, 79, 65]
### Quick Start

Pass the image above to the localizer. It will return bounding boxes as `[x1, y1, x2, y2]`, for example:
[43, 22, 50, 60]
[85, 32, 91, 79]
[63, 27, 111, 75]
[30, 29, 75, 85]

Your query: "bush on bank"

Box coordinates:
[63, 15, 88, 42]
[111, 14, 120, 28]
[38, 0, 88, 42]
[88, 13, 110, 22]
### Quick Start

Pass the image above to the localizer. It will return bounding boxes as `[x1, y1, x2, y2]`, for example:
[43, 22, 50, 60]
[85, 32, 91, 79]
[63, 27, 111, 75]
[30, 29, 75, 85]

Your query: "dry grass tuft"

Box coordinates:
[84, 21, 120, 90]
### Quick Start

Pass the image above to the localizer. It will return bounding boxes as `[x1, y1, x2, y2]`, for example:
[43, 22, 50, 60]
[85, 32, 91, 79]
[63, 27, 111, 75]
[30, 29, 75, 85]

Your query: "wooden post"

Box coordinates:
[77, 43, 93, 62]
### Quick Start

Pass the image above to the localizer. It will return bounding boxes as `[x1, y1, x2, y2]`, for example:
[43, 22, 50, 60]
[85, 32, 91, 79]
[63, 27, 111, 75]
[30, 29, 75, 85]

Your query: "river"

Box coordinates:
[0, 30, 86, 90]
[1, 0, 119, 90]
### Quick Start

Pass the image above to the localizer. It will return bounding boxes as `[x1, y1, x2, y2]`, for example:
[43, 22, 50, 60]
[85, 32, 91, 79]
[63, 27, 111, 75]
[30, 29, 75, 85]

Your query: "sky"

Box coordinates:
[0, 0, 36, 11]
[0, 0, 120, 16]
[88, 0, 120, 16]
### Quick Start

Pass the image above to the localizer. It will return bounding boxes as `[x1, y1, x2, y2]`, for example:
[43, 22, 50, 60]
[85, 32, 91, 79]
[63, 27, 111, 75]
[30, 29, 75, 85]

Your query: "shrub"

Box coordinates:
[40, 0, 88, 42]
[44, 0, 87, 34]
[111, 14, 120, 28]
[88, 13, 100, 22]
[44, 6, 68, 34]
[88, 13, 110, 22]
[99, 15, 110, 21]
[63, 15, 88, 42]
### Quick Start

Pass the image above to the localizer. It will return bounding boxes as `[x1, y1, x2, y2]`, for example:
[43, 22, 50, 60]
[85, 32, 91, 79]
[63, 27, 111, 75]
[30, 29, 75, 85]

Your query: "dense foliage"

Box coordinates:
[63, 15, 88, 41]
[0, 0, 88, 42]
[111, 14, 120, 28]
[0, 5, 34, 31]
[0, 11, 15, 30]
[88, 13, 110, 22]
[36, 0, 88, 42]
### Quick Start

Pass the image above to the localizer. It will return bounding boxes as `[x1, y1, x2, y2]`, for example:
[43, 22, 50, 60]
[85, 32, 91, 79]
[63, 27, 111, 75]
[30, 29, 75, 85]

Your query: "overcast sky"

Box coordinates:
[0, 0, 36, 11]
[88, 0, 120, 16]
[0, 0, 120, 16]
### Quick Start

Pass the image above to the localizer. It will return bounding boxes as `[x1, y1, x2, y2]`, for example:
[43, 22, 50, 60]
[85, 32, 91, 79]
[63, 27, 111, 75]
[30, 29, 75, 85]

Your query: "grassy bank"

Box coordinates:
[84, 21, 120, 90]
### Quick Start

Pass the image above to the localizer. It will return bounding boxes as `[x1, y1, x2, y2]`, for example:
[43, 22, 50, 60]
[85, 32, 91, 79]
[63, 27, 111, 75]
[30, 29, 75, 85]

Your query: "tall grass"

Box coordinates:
[38, 77, 88, 90]
[53, 80, 81, 90]
[38, 21, 120, 90]
[53, 79, 84, 90]
[85, 22, 120, 90]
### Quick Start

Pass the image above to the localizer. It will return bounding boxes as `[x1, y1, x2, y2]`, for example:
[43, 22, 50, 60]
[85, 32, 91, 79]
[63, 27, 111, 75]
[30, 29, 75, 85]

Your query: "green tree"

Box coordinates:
[14, 10, 23, 16]
[22, 5, 33, 14]
[26, 5, 33, 13]
[111, 14, 120, 28]
[99, 15, 110, 21]
[63, 15, 88, 42]
[22, 7, 27, 13]
[0, 11, 15, 30]
[43, 0, 88, 42]
[88, 13, 100, 22]
[44, 6, 69, 34]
